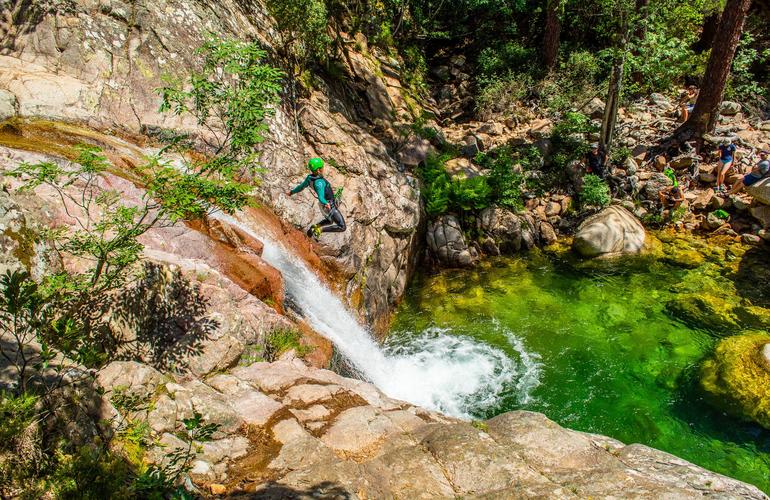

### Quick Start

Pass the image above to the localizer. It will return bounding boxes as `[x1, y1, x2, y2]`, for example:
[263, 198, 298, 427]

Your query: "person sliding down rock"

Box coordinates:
[286, 157, 347, 239]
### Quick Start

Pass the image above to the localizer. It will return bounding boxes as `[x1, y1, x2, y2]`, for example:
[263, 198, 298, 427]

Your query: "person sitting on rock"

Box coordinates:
[586, 143, 607, 179]
[286, 157, 347, 238]
[678, 85, 699, 122]
[715, 139, 737, 194]
[729, 150, 770, 195]
[659, 184, 685, 210]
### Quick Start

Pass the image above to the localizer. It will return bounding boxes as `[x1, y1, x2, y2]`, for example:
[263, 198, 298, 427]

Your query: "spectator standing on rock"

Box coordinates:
[286, 157, 347, 238]
[586, 143, 607, 179]
[716, 139, 737, 194]
[729, 150, 770, 195]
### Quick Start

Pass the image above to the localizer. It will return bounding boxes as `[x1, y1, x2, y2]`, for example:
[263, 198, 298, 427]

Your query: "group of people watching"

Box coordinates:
[584, 137, 770, 216]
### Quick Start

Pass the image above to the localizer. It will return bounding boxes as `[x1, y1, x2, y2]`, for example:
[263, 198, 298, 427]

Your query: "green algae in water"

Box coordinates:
[389, 251, 770, 493]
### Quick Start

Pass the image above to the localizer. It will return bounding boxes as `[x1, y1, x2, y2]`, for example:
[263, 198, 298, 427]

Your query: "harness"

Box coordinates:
[308, 174, 344, 207]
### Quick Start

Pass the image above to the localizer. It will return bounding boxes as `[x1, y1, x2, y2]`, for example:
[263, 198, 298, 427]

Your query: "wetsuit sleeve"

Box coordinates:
[290, 175, 311, 195]
[314, 178, 329, 204]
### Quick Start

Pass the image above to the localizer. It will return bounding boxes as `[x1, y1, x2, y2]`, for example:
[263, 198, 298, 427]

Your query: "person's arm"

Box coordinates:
[288, 176, 310, 196]
[314, 178, 329, 206]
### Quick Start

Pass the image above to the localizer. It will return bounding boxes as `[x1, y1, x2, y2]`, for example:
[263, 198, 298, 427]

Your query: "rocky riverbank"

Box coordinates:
[1, 1, 769, 497]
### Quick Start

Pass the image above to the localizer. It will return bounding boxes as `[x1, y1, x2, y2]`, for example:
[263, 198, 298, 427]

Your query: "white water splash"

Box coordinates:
[213, 213, 540, 418]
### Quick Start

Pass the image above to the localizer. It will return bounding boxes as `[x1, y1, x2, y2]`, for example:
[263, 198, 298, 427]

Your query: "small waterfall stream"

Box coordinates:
[214, 213, 540, 418]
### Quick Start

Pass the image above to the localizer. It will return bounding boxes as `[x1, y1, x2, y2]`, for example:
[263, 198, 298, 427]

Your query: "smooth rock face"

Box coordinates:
[573, 206, 646, 257]
[2, 0, 422, 331]
[95, 358, 767, 498]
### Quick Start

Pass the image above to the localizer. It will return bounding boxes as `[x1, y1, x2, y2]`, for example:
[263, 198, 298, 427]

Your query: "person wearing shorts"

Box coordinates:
[715, 139, 737, 194]
[729, 150, 769, 195]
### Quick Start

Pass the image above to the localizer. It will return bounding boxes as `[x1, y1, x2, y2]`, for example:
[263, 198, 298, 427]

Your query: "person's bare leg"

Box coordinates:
[729, 179, 745, 195]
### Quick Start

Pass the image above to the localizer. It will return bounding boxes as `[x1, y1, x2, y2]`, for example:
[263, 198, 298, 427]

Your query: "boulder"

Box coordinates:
[643, 173, 673, 201]
[719, 101, 742, 116]
[746, 178, 770, 205]
[583, 97, 606, 120]
[624, 157, 638, 176]
[700, 333, 770, 429]
[690, 189, 714, 211]
[750, 205, 770, 229]
[573, 206, 646, 257]
[426, 215, 477, 268]
[540, 221, 557, 245]
[479, 207, 538, 254]
[649, 93, 671, 108]
[0, 90, 17, 121]
[477, 122, 504, 136]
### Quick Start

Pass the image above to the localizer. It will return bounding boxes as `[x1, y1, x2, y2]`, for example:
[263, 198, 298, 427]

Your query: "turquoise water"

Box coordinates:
[388, 247, 770, 493]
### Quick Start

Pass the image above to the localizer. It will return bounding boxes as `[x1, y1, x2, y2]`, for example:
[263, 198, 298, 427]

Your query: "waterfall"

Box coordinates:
[214, 214, 540, 418]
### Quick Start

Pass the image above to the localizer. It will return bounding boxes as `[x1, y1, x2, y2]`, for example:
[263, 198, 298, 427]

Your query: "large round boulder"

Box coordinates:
[746, 178, 770, 206]
[426, 215, 477, 267]
[700, 333, 770, 429]
[573, 206, 646, 257]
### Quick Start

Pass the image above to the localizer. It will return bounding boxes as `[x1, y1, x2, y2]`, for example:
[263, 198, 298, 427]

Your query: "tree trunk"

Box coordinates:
[542, 0, 562, 71]
[600, 47, 626, 153]
[675, 0, 752, 140]
[693, 12, 721, 54]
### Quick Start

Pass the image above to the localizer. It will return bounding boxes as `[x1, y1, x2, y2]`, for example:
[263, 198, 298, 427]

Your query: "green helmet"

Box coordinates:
[307, 157, 324, 172]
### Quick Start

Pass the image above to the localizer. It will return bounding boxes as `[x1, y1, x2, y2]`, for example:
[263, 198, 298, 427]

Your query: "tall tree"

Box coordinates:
[676, 0, 753, 140]
[542, 0, 563, 71]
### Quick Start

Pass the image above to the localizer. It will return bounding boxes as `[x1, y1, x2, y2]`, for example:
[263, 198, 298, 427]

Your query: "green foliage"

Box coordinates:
[610, 146, 631, 164]
[451, 176, 492, 212]
[417, 154, 493, 217]
[263, 328, 314, 362]
[265, 0, 332, 62]
[0, 391, 38, 444]
[726, 32, 769, 111]
[477, 41, 534, 82]
[157, 35, 284, 177]
[50, 443, 136, 500]
[475, 147, 525, 211]
[476, 74, 531, 118]
[135, 412, 220, 498]
[580, 174, 611, 207]
[625, 29, 706, 96]
[541, 112, 598, 192]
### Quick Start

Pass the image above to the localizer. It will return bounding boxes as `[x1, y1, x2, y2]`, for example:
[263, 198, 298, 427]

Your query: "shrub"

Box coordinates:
[476, 74, 531, 119]
[476, 146, 525, 211]
[580, 174, 611, 208]
[418, 154, 493, 216]
[263, 328, 313, 362]
[265, 0, 331, 62]
[477, 42, 535, 81]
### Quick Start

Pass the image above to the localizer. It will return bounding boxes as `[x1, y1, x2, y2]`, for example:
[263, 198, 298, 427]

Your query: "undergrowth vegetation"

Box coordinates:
[0, 37, 283, 497]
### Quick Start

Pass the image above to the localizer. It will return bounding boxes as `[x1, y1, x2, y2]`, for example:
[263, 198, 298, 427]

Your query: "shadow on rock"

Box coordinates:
[732, 246, 770, 308]
[107, 262, 219, 371]
[228, 482, 354, 500]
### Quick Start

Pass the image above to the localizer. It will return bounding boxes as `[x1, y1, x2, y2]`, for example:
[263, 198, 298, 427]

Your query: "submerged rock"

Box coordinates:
[573, 206, 646, 257]
[701, 333, 770, 430]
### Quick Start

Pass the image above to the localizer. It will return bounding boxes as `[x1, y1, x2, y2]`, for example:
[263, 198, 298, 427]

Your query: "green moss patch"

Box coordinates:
[700, 333, 770, 429]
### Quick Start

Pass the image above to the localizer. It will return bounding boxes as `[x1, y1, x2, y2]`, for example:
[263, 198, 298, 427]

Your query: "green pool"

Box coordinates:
[388, 240, 770, 493]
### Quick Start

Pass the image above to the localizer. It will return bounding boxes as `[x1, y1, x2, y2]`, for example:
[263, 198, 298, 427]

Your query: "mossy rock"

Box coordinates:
[662, 248, 706, 269]
[700, 332, 770, 429]
[666, 293, 741, 334]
